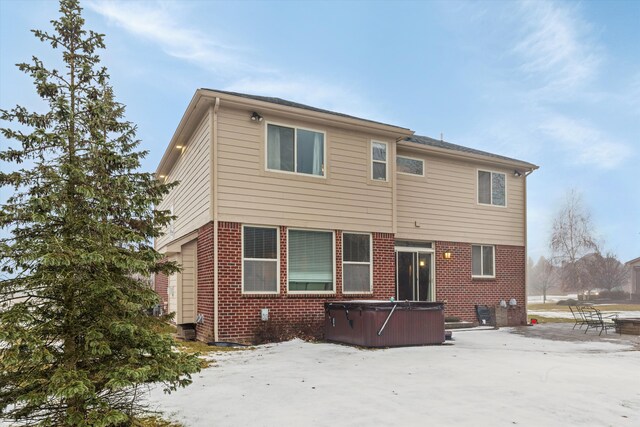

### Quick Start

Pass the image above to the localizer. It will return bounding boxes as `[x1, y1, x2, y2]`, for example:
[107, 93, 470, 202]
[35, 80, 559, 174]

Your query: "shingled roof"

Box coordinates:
[405, 135, 537, 168]
[202, 88, 409, 131]
[204, 89, 537, 169]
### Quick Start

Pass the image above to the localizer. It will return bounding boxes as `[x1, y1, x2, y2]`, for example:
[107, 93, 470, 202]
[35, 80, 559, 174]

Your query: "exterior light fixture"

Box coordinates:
[159, 175, 166, 179]
[251, 112, 263, 122]
[176, 145, 184, 149]
[513, 170, 522, 177]
[443, 251, 452, 260]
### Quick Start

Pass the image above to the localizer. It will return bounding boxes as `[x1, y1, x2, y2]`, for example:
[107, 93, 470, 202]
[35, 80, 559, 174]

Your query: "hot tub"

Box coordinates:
[324, 300, 445, 347]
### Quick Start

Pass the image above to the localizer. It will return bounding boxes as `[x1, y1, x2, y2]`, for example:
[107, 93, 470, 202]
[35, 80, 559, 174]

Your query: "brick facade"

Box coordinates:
[195, 222, 215, 341]
[213, 222, 396, 342]
[435, 241, 526, 325]
[154, 272, 168, 313]
[158, 222, 527, 342]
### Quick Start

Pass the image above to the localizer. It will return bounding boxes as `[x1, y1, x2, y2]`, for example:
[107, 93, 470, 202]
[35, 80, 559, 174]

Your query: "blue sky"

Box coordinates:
[1, 0, 638, 262]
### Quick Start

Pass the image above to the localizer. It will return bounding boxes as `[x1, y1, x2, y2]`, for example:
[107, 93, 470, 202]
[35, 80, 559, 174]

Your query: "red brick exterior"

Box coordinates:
[213, 222, 396, 342]
[195, 222, 215, 340]
[435, 241, 526, 325]
[154, 272, 168, 313]
[157, 221, 527, 342]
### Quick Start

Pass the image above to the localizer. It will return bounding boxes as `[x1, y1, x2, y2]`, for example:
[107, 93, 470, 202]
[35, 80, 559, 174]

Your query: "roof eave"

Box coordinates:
[198, 89, 415, 137]
[397, 140, 539, 171]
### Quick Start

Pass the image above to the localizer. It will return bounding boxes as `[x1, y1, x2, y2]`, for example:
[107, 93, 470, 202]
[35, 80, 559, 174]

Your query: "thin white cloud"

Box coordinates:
[539, 116, 632, 169]
[512, 0, 601, 94]
[86, 0, 249, 75]
[87, 0, 383, 121]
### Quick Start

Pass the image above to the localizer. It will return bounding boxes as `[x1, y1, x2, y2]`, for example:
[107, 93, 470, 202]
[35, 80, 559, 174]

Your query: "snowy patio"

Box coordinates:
[148, 327, 640, 426]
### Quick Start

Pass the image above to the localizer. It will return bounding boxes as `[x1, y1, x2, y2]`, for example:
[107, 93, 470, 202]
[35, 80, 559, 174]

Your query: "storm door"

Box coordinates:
[395, 250, 433, 301]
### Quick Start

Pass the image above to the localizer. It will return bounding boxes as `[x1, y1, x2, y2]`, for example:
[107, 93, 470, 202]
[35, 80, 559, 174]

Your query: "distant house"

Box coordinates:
[626, 257, 640, 299]
[153, 89, 538, 342]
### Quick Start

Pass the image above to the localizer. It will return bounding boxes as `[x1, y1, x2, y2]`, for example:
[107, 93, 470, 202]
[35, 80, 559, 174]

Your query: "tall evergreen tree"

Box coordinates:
[0, 1, 200, 425]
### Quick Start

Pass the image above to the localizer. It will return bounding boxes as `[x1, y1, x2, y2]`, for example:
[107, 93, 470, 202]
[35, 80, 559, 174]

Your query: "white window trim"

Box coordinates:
[471, 244, 496, 279]
[396, 154, 425, 177]
[371, 140, 388, 182]
[287, 227, 336, 295]
[241, 225, 280, 295]
[264, 121, 327, 179]
[342, 232, 373, 294]
[477, 169, 507, 208]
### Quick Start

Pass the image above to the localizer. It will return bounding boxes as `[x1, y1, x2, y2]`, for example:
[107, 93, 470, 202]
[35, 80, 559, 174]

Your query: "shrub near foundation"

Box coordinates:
[253, 317, 322, 344]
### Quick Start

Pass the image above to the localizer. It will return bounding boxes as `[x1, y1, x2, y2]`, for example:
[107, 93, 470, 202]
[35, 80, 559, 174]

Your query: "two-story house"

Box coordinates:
[154, 89, 538, 343]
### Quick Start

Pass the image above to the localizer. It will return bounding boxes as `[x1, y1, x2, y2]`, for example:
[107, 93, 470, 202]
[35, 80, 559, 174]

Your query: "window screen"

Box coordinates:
[372, 142, 387, 181]
[288, 230, 333, 292]
[478, 170, 505, 206]
[472, 244, 495, 277]
[343, 233, 371, 293]
[243, 227, 278, 292]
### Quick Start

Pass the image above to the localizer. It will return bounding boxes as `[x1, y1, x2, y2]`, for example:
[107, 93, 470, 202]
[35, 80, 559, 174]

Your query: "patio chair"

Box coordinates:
[569, 305, 588, 330]
[582, 306, 618, 336]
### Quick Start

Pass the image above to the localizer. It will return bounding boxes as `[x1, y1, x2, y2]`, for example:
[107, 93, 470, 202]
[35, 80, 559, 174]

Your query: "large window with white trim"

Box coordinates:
[342, 233, 372, 293]
[288, 229, 334, 292]
[371, 141, 387, 181]
[478, 170, 506, 206]
[243, 226, 279, 293]
[267, 123, 325, 176]
[472, 244, 495, 278]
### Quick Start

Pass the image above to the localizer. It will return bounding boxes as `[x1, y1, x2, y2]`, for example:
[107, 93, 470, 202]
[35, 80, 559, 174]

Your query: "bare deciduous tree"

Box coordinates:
[531, 256, 558, 303]
[550, 190, 598, 292]
[581, 252, 629, 292]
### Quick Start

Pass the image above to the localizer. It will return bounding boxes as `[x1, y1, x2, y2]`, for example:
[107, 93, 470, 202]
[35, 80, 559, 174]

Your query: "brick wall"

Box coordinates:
[195, 222, 215, 341]
[154, 271, 168, 312]
[216, 222, 396, 342]
[435, 241, 526, 325]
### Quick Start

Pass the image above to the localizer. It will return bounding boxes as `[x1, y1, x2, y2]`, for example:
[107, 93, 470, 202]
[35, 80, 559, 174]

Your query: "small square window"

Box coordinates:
[472, 244, 495, 278]
[478, 170, 506, 206]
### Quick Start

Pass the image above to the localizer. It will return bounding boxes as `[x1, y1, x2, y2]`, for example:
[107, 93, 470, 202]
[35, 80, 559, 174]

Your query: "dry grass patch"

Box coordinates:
[133, 416, 184, 427]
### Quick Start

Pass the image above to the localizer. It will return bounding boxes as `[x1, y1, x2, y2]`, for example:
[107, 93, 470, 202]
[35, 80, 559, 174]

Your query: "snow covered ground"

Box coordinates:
[529, 309, 640, 320]
[147, 328, 640, 427]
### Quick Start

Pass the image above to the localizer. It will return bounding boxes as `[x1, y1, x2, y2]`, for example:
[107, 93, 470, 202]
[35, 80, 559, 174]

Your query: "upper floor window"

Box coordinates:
[397, 155, 424, 176]
[267, 123, 325, 176]
[371, 141, 387, 181]
[478, 170, 506, 206]
[472, 244, 495, 278]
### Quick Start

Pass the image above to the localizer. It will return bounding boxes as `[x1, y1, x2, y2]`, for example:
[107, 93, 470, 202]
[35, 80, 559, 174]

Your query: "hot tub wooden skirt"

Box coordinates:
[324, 301, 446, 347]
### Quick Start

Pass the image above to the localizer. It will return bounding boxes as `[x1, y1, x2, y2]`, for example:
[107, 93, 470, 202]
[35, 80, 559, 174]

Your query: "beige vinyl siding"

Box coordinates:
[156, 114, 211, 249]
[396, 151, 525, 246]
[216, 107, 394, 232]
[178, 239, 197, 324]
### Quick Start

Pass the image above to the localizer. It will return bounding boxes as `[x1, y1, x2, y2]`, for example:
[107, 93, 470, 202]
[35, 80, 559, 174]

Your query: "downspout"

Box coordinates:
[523, 169, 532, 320]
[211, 97, 221, 341]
